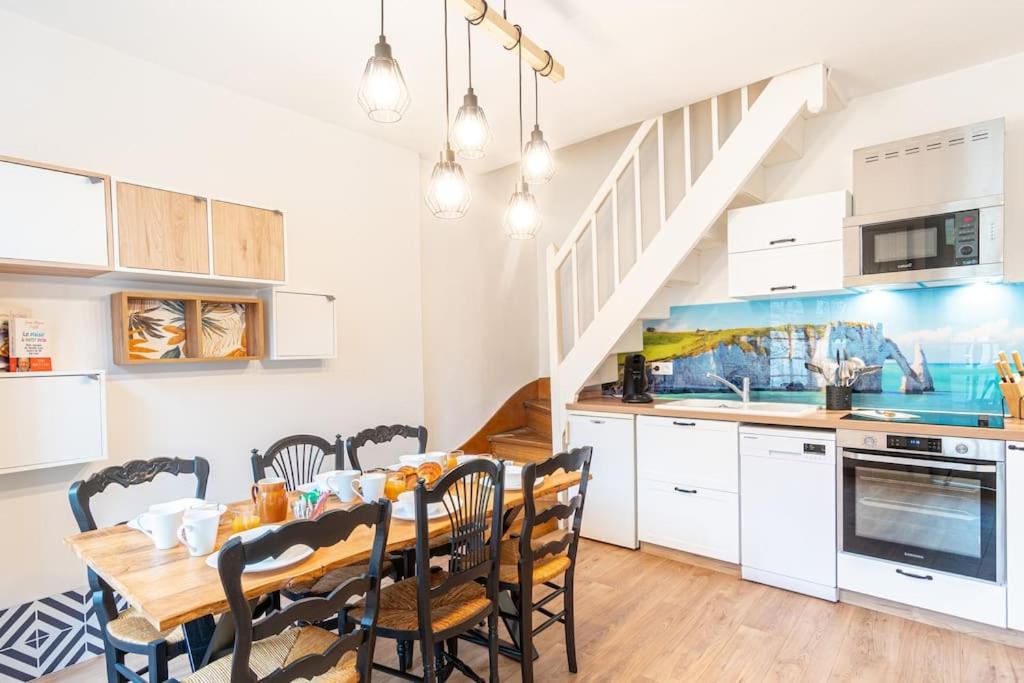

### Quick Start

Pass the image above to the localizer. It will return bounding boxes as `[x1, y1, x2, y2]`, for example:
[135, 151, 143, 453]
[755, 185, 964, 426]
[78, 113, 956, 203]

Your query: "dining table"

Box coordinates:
[64, 466, 583, 672]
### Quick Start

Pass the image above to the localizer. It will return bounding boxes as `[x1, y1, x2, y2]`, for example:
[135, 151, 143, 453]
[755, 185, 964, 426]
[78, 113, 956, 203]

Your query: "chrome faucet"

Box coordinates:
[706, 372, 751, 404]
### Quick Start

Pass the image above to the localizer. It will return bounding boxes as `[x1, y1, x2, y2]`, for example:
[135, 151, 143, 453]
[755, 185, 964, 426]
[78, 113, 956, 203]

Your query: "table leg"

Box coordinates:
[181, 615, 217, 671]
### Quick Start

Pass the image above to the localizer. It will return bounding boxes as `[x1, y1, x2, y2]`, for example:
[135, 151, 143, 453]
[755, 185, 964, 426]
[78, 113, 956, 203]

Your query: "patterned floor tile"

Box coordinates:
[0, 603, 37, 681]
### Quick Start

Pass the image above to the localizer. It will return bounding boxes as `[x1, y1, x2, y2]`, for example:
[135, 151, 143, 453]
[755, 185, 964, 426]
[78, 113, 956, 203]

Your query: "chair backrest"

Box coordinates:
[217, 502, 391, 683]
[345, 424, 427, 471]
[68, 456, 211, 533]
[516, 447, 594, 587]
[251, 434, 343, 491]
[412, 459, 504, 650]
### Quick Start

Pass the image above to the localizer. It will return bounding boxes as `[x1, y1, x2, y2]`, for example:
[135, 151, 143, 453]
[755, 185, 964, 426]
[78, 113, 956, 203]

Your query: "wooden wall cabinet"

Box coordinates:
[111, 291, 264, 365]
[265, 289, 337, 360]
[116, 183, 210, 274]
[0, 371, 107, 474]
[113, 181, 286, 286]
[0, 156, 112, 277]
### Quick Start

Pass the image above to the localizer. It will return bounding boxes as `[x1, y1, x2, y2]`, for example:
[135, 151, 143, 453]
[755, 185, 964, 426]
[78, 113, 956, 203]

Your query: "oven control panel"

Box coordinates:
[887, 435, 942, 453]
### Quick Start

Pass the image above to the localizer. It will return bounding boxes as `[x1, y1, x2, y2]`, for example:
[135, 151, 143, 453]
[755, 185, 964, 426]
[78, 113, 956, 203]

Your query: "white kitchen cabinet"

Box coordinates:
[636, 415, 739, 562]
[727, 190, 851, 254]
[568, 411, 637, 549]
[0, 371, 107, 474]
[1008, 442, 1024, 630]
[265, 289, 337, 360]
[728, 241, 846, 299]
[727, 190, 850, 300]
[0, 157, 111, 276]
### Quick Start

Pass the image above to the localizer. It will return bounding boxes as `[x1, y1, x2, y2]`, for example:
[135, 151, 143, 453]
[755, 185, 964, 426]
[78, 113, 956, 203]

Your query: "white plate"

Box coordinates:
[505, 475, 545, 491]
[392, 498, 459, 521]
[205, 525, 314, 572]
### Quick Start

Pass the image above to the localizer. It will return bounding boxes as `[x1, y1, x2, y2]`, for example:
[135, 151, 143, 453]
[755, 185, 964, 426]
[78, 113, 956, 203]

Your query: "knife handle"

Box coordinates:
[1002, 361, 1017, 383]
[1013, 351, 1024, 376]
[996, 361, 1011, 382]
[1000, 351, 1010, 365]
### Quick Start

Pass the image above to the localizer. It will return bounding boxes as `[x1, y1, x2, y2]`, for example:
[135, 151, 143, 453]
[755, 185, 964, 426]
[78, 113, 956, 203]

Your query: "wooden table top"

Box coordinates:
[65, 470, 582, 631]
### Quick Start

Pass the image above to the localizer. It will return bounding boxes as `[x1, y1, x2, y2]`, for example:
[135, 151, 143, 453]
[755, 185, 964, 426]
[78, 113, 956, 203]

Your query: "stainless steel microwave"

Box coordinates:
[843, 119, 1004, 288]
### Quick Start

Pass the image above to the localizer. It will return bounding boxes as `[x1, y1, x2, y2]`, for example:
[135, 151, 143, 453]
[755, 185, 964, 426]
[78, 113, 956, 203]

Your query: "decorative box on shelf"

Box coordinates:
[110, 291, 264, 365]
[0, 370, 107, 474]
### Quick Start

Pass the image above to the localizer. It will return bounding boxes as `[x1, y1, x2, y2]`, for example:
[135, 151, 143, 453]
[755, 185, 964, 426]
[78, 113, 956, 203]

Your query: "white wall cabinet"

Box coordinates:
[636, 415, 739, 562]
[727, 190, 850, 299]
[0, 157, 112, 276]
[0, 371, 107, 474]
[568, 411, 637, 549]
[265, 289, 337, 360]
[1008, 442, 1024, 630]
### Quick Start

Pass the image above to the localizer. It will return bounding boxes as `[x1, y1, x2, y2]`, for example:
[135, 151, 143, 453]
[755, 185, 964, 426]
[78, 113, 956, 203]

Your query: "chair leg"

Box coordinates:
[103, 641, 126, 683]
[564, 575, 578, 674]
[518, 588, 534, 683]
[396, 640, 409, 673]
[488, 606, 501, 683]
[147, 641, 168, 683]
[421, 638, 437, 683]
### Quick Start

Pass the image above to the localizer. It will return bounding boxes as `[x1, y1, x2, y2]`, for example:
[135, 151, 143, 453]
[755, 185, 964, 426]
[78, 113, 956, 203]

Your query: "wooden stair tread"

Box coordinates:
[489, 427, 550, 448]
[523, 399, 551, 414]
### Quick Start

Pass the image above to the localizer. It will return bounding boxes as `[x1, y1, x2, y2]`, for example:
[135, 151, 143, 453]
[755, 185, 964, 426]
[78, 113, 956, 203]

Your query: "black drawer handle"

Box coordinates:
[770, 285, 797, 291]
[672, 421, 696, 427]
[673, 487, 697, 494]
[1009, 444, 1024, 451]
[896, 568, 933, 581]
[590, 419, 605, 424]
[769, 237, 796, 245]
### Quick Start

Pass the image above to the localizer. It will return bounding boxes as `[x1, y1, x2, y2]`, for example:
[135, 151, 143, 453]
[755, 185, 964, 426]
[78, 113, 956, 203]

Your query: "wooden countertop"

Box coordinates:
[567, 397, 1024, 442]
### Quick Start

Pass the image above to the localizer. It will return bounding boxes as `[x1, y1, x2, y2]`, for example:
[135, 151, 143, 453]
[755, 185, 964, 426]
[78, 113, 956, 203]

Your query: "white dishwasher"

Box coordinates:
[740, 425, 837, 601]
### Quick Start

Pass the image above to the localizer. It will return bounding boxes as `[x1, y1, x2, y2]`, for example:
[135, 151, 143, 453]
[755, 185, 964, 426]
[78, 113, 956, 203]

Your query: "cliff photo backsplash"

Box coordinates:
[630, 283, 1024, 414]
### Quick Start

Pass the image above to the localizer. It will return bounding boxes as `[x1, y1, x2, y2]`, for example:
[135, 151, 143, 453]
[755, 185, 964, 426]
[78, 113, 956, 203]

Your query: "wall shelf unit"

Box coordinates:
[264, 289, 337, 360]
[111, 291, 264, 365]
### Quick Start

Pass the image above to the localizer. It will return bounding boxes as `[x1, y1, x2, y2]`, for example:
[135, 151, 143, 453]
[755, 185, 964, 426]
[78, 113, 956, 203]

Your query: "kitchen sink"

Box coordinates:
[654, 398, 818, 417]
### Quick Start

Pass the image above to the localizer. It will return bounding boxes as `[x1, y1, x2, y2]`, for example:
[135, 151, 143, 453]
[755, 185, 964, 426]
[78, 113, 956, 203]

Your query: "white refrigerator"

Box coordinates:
[568, 411, 638, 549]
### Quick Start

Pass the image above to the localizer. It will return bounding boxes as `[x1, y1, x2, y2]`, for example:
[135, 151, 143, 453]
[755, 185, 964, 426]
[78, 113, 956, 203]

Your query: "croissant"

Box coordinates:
[416, 461, 443, 485]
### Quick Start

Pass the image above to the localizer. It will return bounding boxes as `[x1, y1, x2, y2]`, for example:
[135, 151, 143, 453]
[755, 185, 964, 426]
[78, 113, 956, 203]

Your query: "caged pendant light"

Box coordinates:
[503, 27, 541, 239]
[450, 16, 492, 159]
[357, 0, 411, 123]
[425, 0, 472, 219]
[523, 65, 555, 184]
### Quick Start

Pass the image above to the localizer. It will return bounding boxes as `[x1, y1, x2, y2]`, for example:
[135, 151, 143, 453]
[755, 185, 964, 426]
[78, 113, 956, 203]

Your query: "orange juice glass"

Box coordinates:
[446, 450, 463, 471]
[231, 506, 261, 533]
[384, 472, 407, 501]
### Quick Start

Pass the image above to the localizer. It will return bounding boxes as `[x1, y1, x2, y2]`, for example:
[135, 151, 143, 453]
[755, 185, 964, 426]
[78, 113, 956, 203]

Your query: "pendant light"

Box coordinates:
[503, 27, 541, 239]
[357, 0, 411, 123]
[425, 0, 471, 219]
[451, 18, 492, 159]
[523, 66, 555, 184]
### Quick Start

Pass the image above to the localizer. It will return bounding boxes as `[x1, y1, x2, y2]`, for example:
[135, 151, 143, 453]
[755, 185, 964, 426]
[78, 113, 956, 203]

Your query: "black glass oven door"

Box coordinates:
[842, 449, 999, 581]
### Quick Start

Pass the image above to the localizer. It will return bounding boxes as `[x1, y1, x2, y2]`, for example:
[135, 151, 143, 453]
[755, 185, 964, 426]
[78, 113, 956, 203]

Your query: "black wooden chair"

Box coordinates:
[345, 424, 427, 471]
[497, 447, 593, 682]
[68, 457, 210, 683]
[250, 434, 345, 491]
[169, 502, 391, 683]
[346, 459, 505, 682]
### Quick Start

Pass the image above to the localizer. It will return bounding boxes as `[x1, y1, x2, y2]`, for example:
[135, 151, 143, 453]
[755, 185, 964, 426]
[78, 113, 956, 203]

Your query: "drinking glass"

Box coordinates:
[384, 471, 407, 501]
[446, 450, 463, 471]
[231, 505, 261, 533]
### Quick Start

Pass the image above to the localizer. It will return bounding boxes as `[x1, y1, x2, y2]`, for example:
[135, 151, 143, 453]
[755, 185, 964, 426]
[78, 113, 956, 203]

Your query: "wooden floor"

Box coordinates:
[42, 539, 1024, 682]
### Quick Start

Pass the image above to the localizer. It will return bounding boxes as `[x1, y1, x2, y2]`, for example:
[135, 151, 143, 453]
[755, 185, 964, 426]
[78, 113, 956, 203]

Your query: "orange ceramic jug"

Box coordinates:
[251, 477, 288, 523]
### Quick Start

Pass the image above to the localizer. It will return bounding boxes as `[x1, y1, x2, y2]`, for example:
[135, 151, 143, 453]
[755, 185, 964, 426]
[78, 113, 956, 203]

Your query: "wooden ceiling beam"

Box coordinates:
[454, 0, 566, 83]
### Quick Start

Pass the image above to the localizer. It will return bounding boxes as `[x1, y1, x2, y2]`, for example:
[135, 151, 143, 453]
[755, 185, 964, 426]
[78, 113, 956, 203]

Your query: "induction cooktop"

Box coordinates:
[842, 409, 1004, 429]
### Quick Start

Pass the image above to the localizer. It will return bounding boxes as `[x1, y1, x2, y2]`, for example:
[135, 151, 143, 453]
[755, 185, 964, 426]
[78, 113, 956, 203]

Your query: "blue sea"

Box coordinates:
[654, 363, 1005, 415]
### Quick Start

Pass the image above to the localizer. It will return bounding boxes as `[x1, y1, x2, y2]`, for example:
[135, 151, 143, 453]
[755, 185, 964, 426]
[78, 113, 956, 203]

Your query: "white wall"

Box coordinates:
[0, 11, 425, 607]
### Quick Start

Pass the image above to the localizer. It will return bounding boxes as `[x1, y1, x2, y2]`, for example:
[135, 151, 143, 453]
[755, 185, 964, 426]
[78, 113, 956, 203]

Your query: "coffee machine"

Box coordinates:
[622, 353, 653, 403]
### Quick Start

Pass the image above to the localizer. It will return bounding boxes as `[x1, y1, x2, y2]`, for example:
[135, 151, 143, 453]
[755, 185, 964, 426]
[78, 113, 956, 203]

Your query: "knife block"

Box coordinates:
[999, 382, 1023, 418]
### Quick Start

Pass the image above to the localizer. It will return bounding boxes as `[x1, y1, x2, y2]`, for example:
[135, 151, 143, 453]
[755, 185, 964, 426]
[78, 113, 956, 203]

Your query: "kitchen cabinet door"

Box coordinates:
[211, 200, 285, 281]
[267, 290, 337, 360]
[568, 412, 637, 549]
[728, 241, 845, 299]
[637, 479, 739, 562]
[116, 183, 210, 274]
[0, 157, 111, 275]
[1008, 442, 1024, 631]
[636, 415, 739, 492]
[727, 190, 850, 254]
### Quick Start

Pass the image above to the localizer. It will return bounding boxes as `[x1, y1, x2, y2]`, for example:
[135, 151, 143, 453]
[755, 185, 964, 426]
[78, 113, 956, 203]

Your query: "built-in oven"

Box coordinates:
[838, 429, 1004, 583]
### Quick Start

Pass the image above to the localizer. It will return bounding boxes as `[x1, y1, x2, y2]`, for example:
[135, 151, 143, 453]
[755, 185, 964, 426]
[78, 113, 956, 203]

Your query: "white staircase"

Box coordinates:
[546, 64, 832, 445]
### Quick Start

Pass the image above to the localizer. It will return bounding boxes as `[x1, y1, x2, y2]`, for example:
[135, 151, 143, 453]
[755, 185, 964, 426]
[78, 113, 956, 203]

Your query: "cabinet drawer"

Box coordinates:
[638, 479, 738, 563]
[636, 415, 738, 492]
[838, 553, 1005, 627]
[727, 190, 850, 254]
[728, 241, 845, 299]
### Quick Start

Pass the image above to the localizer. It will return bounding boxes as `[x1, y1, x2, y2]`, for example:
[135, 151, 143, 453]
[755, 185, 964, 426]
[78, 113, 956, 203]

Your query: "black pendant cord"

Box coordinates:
[443, 0, 451, 143]
[380, 0, 384, 36]
[517, 26, 524, 175]
[467, 22, 472, 88]
[533, 69, 538, 126]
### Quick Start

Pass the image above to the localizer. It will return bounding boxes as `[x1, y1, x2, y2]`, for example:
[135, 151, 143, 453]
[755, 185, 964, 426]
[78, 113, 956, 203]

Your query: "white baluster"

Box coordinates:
[611, 184, 621, 286]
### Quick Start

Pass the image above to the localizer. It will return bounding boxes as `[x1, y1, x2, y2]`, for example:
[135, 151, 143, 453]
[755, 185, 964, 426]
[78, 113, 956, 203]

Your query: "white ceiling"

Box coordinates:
[5, 0, 1024, 172]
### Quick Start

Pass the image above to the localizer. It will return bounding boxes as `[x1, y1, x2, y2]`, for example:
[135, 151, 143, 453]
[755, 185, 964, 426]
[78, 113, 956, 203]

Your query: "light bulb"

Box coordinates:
[357, 36, 411, 123]
[523, 125, 555, 184]
[503, 181, 541, 239]
[425, 146, 471, 219]
[451, 88, 492, 159]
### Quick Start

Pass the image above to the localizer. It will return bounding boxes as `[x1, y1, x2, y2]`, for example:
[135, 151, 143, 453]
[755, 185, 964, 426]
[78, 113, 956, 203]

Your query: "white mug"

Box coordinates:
[314, 469, 344, 491]
[137, 508, 184, 550]
[326, 470, 360, 503]
[176, 508, 222, 557]
[351, 472, 387, 502]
